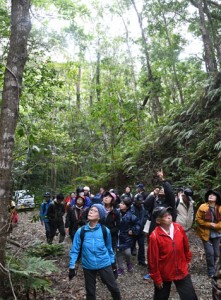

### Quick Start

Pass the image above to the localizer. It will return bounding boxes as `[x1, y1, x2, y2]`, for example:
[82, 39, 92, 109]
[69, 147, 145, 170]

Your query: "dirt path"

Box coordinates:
[9, 210, 213, 300]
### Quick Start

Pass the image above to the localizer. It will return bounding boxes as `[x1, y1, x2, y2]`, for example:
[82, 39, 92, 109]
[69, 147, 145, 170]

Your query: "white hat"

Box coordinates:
[11, 201, 16, 207]
[83, 186, 90, 192]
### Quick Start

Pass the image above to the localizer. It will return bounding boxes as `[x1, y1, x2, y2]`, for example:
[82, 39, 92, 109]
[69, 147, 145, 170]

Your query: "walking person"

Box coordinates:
[195, 189, 221, 278]
[148, 206, 198, 300]
[39, 192, 52, 243]
[47, 193, 66, 244]
[69, 204, 121, 300]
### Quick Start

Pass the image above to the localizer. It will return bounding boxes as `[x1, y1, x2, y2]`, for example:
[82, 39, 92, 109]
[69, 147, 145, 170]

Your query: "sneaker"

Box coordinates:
[143, 273, 151, 280]
[127, 263, 133, 272]
[117, 268, 124, 276]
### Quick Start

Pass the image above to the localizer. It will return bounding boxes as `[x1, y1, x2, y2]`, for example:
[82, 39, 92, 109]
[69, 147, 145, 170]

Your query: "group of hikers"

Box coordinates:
[39, 170, 221, 300]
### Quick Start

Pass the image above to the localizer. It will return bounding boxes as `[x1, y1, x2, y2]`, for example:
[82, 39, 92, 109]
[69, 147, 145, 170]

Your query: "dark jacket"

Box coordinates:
[47, 200, 65, 224]
[118, 209, 141, 250]
[131, 203, 149, 233]
[65, 205, 87, 238]
[144, 181, 176, 234]
[104, 208, 120, 249]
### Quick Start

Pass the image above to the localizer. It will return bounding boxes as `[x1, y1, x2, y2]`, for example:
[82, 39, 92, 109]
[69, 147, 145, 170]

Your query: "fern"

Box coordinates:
[8, 255, 58, 298]
[26, 243, 64, 257]
[214, 141, 221, 151]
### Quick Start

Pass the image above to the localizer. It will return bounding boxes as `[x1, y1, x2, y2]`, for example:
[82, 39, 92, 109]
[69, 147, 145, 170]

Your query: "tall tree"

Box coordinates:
[0, 0, 31, 297]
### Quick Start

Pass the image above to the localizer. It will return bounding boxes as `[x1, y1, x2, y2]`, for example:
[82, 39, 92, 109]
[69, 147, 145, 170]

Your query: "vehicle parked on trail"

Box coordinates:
[14, 190, 35, 209]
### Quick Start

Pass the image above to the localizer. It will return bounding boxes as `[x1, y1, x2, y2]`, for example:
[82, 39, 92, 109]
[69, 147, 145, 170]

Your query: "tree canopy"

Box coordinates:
[1, 0, 221, 198]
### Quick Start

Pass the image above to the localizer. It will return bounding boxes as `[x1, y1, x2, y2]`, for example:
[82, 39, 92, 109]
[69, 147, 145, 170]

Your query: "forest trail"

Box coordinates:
[9, 210, 213, 300]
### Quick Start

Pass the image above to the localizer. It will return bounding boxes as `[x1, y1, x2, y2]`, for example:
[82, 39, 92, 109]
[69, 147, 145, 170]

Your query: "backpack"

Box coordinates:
[79, 224, 108, 258]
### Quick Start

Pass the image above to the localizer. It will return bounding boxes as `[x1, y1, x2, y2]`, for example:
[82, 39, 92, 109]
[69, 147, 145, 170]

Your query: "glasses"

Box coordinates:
[89, 208, 99, 213]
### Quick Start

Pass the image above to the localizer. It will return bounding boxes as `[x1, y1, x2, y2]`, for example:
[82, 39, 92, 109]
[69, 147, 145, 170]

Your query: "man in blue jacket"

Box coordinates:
[39, 192, 52, 243]
[69, 203, 121, 300]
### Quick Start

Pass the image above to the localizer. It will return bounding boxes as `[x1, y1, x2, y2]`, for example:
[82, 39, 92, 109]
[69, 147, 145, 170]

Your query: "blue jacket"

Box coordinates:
[39, 199, 52, 223]
[118, 209, 141, 250]
[69, 223, 115, 270]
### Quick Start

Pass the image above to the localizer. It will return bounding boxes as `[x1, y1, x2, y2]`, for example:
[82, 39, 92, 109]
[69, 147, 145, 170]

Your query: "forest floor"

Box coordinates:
[8, 210, 214, 300]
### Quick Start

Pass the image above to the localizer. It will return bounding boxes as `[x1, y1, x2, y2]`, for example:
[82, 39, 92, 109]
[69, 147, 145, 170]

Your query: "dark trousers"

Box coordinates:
[154, 274, 198, 300]
[48, 221, 65, 243]
[131, 233, 145, 263]
[83, 266, 121, 300]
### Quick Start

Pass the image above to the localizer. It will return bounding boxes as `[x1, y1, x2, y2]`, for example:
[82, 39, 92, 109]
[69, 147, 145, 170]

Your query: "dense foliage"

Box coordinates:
[1, 0, 221, 201]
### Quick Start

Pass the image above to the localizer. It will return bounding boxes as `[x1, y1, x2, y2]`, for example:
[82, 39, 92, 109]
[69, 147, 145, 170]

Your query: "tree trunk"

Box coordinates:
[161, 11, 184, 105]
[197, 0, 217, 74]
[0, 0, 31, 297]
[203, 0, 221, 69]
[96, 39, 101, 102]
[76, 65, 81, 111]
[131, 0, 162, 121]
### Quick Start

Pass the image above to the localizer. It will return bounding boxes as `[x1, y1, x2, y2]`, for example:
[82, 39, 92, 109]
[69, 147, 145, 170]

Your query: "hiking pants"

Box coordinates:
[44, 222, 51, 241]
[83, 266, 121, 300]
[116, 248, 131, 269]
[203, 237, 221, 277]
[154, 274, 198, 300]
[48, 221, 65, 243]
[131, 233, 145, 264]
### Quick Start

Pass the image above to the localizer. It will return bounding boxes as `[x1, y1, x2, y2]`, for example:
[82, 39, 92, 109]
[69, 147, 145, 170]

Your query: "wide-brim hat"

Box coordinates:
[205, 190, 221, 204]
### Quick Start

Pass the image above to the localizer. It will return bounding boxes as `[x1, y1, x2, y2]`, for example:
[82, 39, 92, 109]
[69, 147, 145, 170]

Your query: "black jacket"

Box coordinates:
[47, 200, 65, 223]
[65, 205, 87, 238]
[144, 181, 176, 234]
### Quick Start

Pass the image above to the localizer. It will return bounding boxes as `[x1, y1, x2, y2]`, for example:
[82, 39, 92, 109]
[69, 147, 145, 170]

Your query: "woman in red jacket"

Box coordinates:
[148, 206, 197, 300]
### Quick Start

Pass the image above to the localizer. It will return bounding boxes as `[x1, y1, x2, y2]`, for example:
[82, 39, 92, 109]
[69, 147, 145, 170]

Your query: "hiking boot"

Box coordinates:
[127, 263, 133, 272]
[117, 268, 124, 276]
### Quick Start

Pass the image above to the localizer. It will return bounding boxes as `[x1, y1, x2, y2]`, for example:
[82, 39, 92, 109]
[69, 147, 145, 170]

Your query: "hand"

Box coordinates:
[113, 269, 118, 279]
[112, 263, 118, 279]
[69, 268, 76, 280]
[157, 169, 164, 181]
[128, 230, 133, 235]
[156, 282, 163, 289]
[211, 223, 216, 229]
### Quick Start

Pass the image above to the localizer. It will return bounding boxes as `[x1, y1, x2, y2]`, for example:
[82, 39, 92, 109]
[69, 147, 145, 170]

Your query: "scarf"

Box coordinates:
[204, 205, 221, 222]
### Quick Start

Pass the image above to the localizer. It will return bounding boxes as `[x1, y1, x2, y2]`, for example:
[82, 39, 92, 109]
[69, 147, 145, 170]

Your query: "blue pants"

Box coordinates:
[44, 222, 51, 240]
[203, 237, 221, 277]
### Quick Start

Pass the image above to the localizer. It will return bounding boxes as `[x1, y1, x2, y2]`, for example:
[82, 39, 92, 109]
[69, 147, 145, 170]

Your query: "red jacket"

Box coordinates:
[147, 222, 191, 285]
